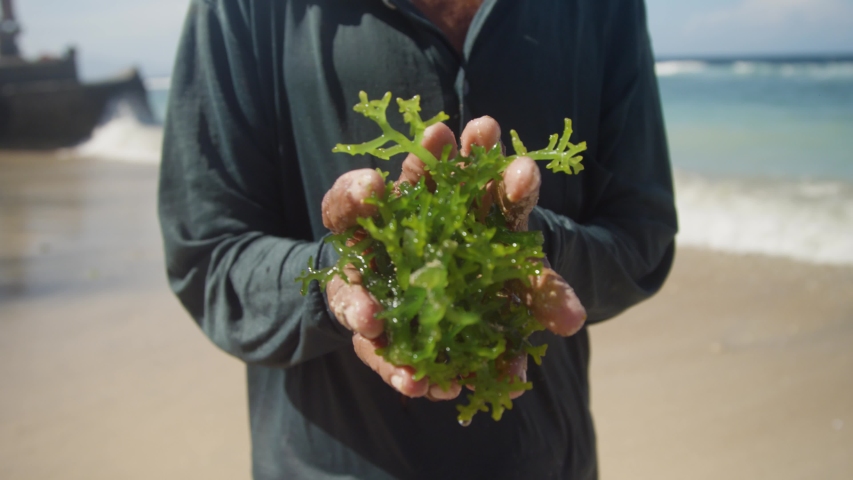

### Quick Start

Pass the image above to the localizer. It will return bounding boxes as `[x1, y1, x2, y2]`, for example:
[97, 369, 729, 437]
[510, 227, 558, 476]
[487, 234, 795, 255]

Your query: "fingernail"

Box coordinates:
[391, 374, 404, 392]
[344, 302, 359, 330]
[348, 171, 377, 202]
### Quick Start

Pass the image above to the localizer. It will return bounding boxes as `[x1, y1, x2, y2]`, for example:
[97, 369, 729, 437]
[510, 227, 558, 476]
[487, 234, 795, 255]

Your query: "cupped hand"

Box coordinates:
[406, 116, 588, 336]
[321, 116, 586, 401]
[322, 124, 462, 401]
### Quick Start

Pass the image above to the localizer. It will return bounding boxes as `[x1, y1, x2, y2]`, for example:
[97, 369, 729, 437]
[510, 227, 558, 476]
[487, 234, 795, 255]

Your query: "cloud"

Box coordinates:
[686, 0, 853, 32]
[649, 0, 853, 55]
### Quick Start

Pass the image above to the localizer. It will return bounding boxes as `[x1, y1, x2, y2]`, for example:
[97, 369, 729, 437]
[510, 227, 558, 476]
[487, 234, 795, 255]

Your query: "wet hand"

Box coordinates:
[321, 116, 586, 400]
[405, 116, 588, 337]
[406, 117, 588, 398]
[322, 125, 463, 400]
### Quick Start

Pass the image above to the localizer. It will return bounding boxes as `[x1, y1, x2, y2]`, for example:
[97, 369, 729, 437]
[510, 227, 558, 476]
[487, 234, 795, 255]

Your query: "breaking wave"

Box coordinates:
[69, 99, 164, 164]
[655, 59, 853, 80]
[655, 60, 709, 77]
[674, 171, 853, 266]
[66, 75, 853, 266]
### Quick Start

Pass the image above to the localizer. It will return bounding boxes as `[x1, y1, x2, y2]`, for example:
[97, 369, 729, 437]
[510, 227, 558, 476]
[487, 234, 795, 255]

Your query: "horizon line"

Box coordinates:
[654, 52, 853, 63]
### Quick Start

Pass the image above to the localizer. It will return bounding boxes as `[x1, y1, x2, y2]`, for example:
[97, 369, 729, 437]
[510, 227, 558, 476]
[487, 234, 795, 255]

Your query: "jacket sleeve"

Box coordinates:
[531, 0, 678, 324]
[157, 0, 352, 368]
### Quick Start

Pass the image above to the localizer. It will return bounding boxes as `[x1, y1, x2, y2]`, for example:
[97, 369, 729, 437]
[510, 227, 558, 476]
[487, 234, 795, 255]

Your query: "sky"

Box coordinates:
[11, 0, 853, 80]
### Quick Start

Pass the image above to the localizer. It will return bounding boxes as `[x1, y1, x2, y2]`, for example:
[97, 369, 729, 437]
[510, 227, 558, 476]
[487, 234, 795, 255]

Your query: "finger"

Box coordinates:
[353, 334, 430, 398]
[327, 269, 384, 339]
[495, 156, 541, 232]
[322, 169, 385, 234]
[525, 264, 587, 337]
[504, 355, 528, 400]
[460, 116, 501, 157]
[398, 122, 458, 189]
[425, 381, 462, 402]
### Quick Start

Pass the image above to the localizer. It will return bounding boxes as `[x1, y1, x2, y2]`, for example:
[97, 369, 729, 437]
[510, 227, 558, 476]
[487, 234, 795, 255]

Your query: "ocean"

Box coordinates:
[657, 57, 853, 265]
[72, 57, 853, 266]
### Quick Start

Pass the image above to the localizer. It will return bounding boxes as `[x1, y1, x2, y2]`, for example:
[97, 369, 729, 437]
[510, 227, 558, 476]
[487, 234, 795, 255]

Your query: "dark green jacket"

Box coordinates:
[158, 0, 676, 478]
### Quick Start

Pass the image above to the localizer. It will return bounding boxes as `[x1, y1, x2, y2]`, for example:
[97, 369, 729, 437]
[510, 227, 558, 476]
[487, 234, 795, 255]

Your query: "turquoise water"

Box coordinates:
[130, 61, 853, 264]
[146, 59, 853, 182]
[655, 58, 853, 264]
[658, 58, 853, 182]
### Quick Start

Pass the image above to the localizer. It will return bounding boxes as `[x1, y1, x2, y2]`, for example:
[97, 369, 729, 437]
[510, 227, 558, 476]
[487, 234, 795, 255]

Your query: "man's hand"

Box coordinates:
[321, 117, 586, 401]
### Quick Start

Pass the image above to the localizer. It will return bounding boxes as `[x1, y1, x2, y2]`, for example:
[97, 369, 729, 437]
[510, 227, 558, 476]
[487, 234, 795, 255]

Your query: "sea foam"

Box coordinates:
[69, 117, 853, 266]
[655, 60, 709, 77]
[69, 76, 853, 266]
[655, 59, 853, 80]
[69, 98, 164, 164]
[675, 171, 853, 266]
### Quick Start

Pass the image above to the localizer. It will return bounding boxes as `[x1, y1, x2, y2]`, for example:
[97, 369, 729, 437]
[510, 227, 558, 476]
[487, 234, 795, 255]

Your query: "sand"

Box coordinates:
[0, 153, 249, 479]
[1, 152, 851, 479]
[591, 249, 853, 479]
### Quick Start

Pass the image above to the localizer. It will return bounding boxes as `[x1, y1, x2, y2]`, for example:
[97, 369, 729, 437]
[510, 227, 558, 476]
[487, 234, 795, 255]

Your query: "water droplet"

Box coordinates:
[458, 418, 472, 427]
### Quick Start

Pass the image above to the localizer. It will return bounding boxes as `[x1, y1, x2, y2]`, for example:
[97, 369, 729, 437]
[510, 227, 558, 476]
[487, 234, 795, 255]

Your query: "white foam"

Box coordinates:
[731, 60, 853, 79]
[656, 60, 853, 80]
[655, 60, 709, 77]
[69, 100, 164, 164]
[675, 171, 853, 265]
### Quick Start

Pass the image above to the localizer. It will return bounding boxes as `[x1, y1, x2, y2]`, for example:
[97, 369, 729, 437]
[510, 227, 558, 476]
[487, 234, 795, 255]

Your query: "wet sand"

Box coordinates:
[0, 152, 250, 479]
[591, 249, 853, 479]
[1, 152, 851, 479]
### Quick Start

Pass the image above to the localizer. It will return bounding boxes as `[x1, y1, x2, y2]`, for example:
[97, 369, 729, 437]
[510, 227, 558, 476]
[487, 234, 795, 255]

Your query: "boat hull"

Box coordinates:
[0, 68, 152, 149]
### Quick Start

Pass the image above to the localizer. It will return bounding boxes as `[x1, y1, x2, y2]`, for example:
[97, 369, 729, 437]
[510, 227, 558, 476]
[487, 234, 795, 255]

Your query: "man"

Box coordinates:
[158, 0, 676, 478]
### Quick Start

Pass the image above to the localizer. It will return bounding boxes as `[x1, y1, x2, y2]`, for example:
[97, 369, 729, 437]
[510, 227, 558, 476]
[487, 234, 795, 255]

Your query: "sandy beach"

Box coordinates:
[1, 152, 851, 479]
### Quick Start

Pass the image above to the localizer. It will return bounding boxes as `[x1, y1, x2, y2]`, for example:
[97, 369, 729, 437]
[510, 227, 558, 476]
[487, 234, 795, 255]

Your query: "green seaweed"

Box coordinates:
[298, 92, 585, 424]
